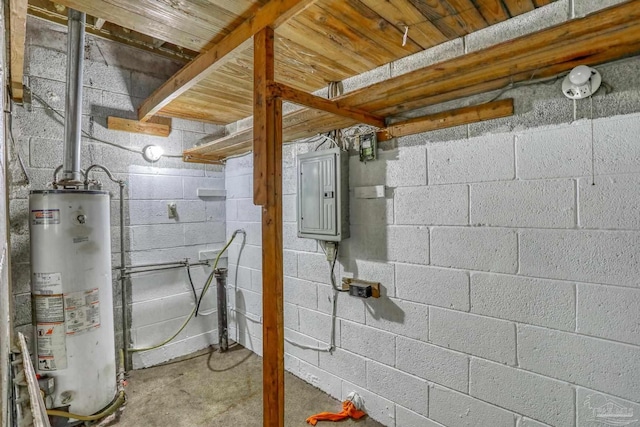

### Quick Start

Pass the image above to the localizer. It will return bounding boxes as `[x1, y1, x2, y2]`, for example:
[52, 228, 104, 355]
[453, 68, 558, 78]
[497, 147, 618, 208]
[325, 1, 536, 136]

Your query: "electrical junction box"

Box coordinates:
[297, 147, 349, 242]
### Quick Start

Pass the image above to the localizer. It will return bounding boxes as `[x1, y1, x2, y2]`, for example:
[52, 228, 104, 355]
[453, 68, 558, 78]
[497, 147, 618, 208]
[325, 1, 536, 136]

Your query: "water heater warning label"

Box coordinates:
[34, 295, 64, 323]
[33, 272, 62, 295]
[64, 288, 101, 335]
[36, 322, 67, 371]
[31, 209, 60, 225]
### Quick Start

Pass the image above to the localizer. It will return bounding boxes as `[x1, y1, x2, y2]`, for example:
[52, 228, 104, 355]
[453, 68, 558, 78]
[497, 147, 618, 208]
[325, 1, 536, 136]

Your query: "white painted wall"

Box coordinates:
[226, 109, 640, 427]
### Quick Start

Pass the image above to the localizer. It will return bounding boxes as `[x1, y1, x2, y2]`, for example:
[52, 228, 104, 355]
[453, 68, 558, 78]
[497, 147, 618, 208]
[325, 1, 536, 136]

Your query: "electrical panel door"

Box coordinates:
[297, 148, 349, 241]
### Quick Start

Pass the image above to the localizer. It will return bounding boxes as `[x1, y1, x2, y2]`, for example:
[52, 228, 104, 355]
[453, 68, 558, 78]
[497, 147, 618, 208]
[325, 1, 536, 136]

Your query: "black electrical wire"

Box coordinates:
[185, 263, 199, 306]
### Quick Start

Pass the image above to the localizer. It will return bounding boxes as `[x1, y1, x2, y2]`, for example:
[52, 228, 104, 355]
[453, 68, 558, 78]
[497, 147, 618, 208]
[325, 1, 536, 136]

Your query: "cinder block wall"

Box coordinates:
[9, 18, 226, 369]
[226, 53, 640, 426]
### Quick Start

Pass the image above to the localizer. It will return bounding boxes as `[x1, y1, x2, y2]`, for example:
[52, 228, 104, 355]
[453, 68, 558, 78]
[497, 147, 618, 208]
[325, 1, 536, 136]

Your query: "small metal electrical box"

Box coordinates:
[297, 147, 349, 241]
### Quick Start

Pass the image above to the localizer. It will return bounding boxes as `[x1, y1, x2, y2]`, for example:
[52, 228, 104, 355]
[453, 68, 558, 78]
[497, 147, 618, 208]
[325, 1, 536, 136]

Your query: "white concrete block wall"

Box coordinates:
[226, 107, 640, 426]
[9, 18, 226, 369]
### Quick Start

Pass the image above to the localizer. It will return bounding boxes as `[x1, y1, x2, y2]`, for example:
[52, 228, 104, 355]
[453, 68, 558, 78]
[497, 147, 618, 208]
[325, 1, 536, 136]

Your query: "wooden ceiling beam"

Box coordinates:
[377, 99, 514, 141]
[268, 81, 385, 128]
[9, 0, 28, 102]
[138, 0, 317, 122]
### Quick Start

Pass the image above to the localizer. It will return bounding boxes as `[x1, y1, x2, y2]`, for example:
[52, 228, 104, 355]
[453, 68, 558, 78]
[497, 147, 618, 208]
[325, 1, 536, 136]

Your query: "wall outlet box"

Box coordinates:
[342, 278, 381, 298]
[354, 185, 385, 199]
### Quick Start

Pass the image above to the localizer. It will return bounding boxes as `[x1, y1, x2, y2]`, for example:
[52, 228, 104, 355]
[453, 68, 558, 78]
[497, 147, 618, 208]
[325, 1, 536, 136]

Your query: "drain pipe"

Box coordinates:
[215, 268, 229, 352]
[61, 9, 86, 185]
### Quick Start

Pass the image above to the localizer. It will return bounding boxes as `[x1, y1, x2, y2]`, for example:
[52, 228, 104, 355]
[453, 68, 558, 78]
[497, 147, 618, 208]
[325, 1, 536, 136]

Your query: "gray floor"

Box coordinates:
[113, 345, 383, 427]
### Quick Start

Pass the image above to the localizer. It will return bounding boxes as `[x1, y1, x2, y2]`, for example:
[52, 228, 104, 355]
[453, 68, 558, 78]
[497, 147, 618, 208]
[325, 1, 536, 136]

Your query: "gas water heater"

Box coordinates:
[29, 189, 117, 414]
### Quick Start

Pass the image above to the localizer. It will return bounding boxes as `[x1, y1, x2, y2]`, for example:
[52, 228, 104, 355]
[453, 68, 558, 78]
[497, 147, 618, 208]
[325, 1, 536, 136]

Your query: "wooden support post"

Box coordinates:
[254, 27, 284, 427]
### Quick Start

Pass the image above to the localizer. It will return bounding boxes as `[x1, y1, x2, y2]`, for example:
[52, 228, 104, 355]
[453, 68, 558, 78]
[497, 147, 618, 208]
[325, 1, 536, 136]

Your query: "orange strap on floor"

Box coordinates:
[305, 400, 366, 425]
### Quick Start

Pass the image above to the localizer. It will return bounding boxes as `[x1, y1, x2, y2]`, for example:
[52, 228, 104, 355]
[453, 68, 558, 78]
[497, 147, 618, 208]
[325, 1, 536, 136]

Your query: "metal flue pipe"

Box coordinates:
[62, 9, 86, 184]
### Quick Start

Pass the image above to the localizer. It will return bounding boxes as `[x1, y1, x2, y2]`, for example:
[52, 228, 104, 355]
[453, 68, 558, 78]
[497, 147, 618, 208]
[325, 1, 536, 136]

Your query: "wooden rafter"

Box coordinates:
[377, 99, 515, 141]
[268, 81, 385, 128]
[9, 0, 28, 102]
[138, 0, 317, 122]
[253, 26, 285, 427]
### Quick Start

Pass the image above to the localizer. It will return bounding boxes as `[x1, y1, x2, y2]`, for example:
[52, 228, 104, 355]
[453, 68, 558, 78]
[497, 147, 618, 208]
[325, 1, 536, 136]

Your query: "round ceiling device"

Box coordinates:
[562, 65, 602, 100]
[142, 145, 164, 162]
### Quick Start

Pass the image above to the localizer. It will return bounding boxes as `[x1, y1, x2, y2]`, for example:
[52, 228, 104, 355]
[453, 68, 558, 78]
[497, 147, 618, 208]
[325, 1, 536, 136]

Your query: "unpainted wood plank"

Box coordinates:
[139, 0, 317, 122]
[10, 0, 28, 101]
[107, 116, 171, 137]
[533, 0, 555, 6]
[377, 99, 514, 141]
[279, 10, 380, 71]
[253, 26, 286, 427]
[474, 0, 510, 25]
[27, 0, 198, 63]
[52, 0, 214, 51]
[406, 0, 468, 39]
[269, 81, 385, 127]
[318, 0, 422, 57]
[358, 0, 449, 48]
[446, 0, 488, 31]
[503, 0, 536, 16]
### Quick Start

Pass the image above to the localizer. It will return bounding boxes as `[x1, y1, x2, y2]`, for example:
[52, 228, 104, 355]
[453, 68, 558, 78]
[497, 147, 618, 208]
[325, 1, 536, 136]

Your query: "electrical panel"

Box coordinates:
[297, 147, 349, 241]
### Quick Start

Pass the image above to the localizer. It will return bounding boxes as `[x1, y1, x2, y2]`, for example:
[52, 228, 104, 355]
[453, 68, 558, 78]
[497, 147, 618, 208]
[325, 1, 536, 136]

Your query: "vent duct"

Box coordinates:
[61, 9, 86, 184]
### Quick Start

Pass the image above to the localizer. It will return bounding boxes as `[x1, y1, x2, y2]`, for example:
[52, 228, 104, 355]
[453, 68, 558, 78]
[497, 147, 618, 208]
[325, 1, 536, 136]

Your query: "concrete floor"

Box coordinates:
[113, 345, 384, 427]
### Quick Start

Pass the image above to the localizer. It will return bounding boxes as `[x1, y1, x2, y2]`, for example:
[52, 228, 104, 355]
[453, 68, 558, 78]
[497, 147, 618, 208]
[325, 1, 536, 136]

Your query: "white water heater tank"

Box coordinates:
[29, 189, 116, 415]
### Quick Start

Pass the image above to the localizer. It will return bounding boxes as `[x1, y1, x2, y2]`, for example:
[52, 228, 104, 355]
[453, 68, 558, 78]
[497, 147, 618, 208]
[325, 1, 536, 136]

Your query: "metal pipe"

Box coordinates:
[215, 268, 229, 352]
[62, 9, 86, 184]
[118, 182, 130, 370]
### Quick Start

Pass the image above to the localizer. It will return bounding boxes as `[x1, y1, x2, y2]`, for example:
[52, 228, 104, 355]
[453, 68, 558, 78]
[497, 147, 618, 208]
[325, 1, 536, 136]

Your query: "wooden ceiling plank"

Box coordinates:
[27, 0, 198, 63]
[533, 0, 555, 6]
[269, 81, 385, 127]
[318, 0, 422, 57]
[138, 0, 318, 122]
[446, 0, 489, 31]
[279, 12, 381, 71]
[9, 0, 28, 101]
[357, 0, 449, 48]
[275, 36, 361, 80]
[52, 0, 213, 51]
[474, 0, 510, 25]
[377, 99, 514, 141]
[503, 0, 536, 16]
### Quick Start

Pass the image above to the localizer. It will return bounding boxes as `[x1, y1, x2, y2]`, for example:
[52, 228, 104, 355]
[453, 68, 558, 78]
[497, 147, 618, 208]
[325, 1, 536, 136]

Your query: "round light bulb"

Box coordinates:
[142, 145, 164, 162]
[568, 65, 592, 85]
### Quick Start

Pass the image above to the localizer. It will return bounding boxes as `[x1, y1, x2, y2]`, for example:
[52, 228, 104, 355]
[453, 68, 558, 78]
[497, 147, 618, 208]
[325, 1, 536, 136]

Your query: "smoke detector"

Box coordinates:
[562, 65, 602, 99]
[142, 145, 164, 162]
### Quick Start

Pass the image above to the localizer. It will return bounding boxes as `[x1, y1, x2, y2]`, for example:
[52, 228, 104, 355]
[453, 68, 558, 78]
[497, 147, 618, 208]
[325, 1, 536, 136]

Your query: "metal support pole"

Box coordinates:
[215, 268, 228, 352]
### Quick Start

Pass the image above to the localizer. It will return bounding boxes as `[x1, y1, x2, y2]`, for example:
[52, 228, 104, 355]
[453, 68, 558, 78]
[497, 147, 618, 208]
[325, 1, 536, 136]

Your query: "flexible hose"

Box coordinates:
[129, 231, 241, 353]
[47, 350, 126, 421]
[46, 392, 125, 421]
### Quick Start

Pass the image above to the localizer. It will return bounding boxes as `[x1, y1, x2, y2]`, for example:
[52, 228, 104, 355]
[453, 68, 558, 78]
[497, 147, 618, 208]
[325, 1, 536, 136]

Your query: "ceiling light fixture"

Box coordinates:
[142, 145, 164, 162]
[562, 65, 602, 99]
